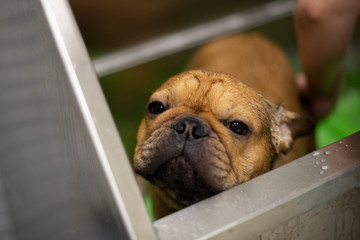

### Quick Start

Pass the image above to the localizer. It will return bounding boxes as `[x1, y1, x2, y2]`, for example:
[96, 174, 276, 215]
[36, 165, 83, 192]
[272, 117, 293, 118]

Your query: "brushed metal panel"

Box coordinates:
[0, 0, 156, 239]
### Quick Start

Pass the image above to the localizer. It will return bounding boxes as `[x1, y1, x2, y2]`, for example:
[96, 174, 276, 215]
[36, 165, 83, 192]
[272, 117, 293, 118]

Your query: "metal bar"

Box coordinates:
[154, 131, 360, 240]
[93, 0, 295, 77]
[0, 0, 157, 239]
[41, 1, 157, 239]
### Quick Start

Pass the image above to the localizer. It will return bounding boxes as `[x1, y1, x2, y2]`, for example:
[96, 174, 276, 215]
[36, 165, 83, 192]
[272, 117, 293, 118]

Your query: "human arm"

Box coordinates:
[294, 0, 360, 122]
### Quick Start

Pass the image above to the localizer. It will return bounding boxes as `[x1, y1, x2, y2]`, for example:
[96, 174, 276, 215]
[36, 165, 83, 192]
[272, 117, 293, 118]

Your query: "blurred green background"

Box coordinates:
[314, 56, 360, 148]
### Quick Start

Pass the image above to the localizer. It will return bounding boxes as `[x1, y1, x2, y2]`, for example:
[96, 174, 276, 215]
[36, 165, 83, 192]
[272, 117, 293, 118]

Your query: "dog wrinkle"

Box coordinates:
[210, 127, 241, 180]
[178, 73, 225, 112]
[192, 74, 201, 89]
[207, 146, 229, 167]
[207, 161, 229, 172]
[135, 129, 183, 176]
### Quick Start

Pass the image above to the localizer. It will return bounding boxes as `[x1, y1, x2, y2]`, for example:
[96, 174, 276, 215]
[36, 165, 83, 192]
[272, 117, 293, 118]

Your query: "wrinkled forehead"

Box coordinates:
[156, 71, 266, 110]
[151, 71, 272, 130]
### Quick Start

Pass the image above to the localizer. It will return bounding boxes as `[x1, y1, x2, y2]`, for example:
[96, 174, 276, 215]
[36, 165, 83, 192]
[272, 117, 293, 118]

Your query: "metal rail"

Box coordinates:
[93, 0, 295, 77]
[154, 131, 360, 240]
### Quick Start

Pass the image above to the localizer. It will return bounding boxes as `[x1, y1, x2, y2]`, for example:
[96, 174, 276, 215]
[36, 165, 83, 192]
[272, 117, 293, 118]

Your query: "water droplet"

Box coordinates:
[345, 144, 349, 148]
[335, 149, 339, 152]
[339, 141, 343, 144]
[325, 151, 330, 155]
[312, 152, 320, 157]
[316, 161, 320, 165]
[321, 159, 326, 163]
[320, 171, 324, 174]
[322, 165, 329, 170]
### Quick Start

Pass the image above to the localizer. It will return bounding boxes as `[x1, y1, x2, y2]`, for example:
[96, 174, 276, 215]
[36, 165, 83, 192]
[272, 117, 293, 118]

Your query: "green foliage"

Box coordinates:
[316, 67, 360, 147]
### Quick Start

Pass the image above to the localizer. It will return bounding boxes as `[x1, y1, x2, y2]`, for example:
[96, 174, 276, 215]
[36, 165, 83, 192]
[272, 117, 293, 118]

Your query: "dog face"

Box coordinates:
[134, 70, 312, 209]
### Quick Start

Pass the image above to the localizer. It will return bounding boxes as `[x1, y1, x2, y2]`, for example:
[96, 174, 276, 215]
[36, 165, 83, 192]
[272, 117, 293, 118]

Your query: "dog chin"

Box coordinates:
[147, 155, 215, 206]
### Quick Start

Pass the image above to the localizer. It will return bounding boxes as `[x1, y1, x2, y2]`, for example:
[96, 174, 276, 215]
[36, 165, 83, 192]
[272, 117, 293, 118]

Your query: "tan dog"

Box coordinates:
[134, 33, 314, 219]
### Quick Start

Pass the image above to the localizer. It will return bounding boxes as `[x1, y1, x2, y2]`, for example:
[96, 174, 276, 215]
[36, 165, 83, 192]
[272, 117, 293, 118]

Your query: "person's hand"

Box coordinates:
[295, 72, 342, 123]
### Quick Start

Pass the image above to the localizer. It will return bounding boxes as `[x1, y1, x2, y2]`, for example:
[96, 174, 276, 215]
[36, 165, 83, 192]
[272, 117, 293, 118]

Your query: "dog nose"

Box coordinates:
[173, 117, 209, 139]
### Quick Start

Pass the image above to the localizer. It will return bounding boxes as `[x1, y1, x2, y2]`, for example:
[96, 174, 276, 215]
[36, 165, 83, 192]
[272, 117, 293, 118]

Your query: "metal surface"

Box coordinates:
[154, 132, 360, 240]
[0, 0, 156, 239]
[262, 186, 360, 239]
[93, 0, 295, 77]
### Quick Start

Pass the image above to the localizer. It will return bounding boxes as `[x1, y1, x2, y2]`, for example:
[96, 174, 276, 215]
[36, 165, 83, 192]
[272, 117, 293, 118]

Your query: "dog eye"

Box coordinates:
[228, 121, 248, 135]
[148, 101, 166, 115]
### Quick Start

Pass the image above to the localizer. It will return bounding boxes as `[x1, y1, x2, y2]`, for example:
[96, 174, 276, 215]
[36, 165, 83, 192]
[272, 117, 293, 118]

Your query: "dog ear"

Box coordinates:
[270, 104, 314, 155]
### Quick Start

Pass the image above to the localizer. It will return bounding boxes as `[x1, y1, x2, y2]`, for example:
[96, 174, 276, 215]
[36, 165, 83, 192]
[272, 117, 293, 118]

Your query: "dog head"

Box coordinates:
[134, 70, 313, 209]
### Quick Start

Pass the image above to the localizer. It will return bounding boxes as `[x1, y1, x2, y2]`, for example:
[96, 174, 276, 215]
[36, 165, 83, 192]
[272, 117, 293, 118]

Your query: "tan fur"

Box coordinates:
[187, 34, 315, 166]
[134, 33, 314, 219]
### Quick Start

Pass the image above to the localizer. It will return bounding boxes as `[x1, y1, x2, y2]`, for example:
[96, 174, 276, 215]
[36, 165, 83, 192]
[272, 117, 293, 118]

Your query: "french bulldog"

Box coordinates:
[134, 33, 314, 219]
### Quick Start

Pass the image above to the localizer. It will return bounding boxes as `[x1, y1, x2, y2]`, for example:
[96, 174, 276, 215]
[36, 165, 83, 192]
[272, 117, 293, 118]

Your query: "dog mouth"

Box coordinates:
[134, 115, 238, 206]
[147, 155, 215, 206]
